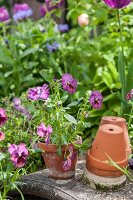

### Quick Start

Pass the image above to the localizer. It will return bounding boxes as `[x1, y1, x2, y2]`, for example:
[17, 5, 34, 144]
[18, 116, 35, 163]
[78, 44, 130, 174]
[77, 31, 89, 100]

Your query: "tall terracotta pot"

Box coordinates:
[86, 124, 128, 177]
[100, 116, 131, 156]
[38, 141, 78, 180]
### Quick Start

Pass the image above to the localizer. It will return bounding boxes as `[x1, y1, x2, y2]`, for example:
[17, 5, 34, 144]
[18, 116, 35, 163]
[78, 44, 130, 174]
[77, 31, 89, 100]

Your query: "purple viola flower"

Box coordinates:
[45, 0, 64, 11]
[63, 157, 71, 171]
[28, 86, 42, 100]
[57, 24, 69, 33]
[39, 84, 50, 100]
[0, 7, 10, 22]
[61, 74, 78, 94]
[37, 123, 53, 145]
[63, 145, 77, 171]
[89, 91, 103, 109]
[13, 3, 33, 21]
[13, 97, 21, 106]
[40, 6, 46, 17]
[0, 132, 5, 141]
[46, 42, 60, 52]
[103, 0, 131, 9]
[0, 108, 7, 127]
[8, 143, 29, 168]
[28, 84, 50, 101]
[13, 97, 31, 120]
[126, 89, 133, 101]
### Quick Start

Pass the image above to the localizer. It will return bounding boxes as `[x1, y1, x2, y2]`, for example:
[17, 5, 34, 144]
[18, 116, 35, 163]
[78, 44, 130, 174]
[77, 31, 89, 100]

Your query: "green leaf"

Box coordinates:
[0, 152, 6, 161]
[24, 102, 37, 113]
[57, 146, 62, 157]
[102, 71, 113, 88]
[64, 114, 77, 124]
[126, 60, 133, 93]
[40, 69, 53, 83]
[0, 49, 14, 66]
[61, 95, 68, 103]
[20, 48, 38, 59]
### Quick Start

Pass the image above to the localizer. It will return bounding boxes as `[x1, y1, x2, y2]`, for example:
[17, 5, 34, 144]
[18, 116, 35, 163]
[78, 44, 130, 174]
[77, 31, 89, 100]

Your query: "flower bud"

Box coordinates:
[78, 13, 89, 27]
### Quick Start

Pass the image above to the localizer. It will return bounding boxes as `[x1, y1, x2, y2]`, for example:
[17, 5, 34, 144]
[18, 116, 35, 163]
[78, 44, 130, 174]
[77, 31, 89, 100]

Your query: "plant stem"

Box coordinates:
[128, 103, 133, 129]
[117, 9, 126, 112]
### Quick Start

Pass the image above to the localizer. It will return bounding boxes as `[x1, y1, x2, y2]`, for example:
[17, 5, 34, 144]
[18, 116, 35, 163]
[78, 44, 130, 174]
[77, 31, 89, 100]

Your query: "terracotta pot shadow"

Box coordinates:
[86, 124, 128, 177]
[38, 141, 78, 180]
[100, 116, 131, 157]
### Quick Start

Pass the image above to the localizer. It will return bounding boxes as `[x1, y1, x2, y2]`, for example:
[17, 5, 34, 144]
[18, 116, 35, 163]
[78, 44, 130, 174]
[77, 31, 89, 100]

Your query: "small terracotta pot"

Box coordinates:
[86, 124, 128, 177]
[38, 141, 78, 180]
[100, 116, 131, 156]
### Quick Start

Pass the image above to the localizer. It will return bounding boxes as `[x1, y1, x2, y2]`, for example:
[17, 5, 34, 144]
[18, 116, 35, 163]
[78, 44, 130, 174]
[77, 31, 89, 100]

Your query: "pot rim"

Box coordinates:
[87, 150, 128, 171]
[38, 141, 77, 152]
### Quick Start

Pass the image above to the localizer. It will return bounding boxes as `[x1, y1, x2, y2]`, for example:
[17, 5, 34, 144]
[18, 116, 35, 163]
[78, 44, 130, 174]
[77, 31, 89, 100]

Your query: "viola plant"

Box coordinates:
[0, 108, 26, 199]
[21, 71, 103, 171]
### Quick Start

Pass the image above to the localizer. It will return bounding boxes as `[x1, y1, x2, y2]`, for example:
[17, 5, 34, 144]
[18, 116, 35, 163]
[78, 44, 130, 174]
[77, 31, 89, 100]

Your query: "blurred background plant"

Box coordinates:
[0, 0, 133, 141]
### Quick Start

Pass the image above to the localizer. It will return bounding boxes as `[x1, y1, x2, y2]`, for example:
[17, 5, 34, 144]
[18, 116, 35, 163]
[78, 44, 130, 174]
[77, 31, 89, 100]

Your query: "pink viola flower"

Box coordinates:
[0, 132, 5, 141]
[0, 108, 7, 127]
[13, 3, 33, 21]
[0, 7, 10, 22]
[103, 0, 131, 9]
[61, 74, 77, 94]
[89, 91, 103, 109]
[8, 143, 29, 168]
[37, 123, 53, 145]
[63, 157, 72, 171]
[28, 84, 50, 101]
[28, 86, 42, 100]
[40, 6, 46, 17]
[39, 84, 50, 100]
[63, 145, 77, 171]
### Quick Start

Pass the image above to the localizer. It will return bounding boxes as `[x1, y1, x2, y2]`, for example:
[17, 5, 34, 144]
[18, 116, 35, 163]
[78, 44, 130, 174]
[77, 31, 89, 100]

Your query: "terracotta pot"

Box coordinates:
[38, 141, 78, 180]
[86, 124, 128, 177]
[100, 116, 131, 156]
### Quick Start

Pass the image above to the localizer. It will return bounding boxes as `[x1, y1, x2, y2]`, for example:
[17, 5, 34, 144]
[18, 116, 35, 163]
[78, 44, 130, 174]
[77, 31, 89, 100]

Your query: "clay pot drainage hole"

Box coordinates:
[109, 128, 114, 131]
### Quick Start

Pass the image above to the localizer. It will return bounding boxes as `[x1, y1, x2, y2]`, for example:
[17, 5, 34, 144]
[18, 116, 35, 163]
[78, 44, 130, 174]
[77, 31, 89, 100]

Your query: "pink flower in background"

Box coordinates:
[13, 3, 33, 21]
[0, 108, 7, 127]
[0, 132, 5, 141]
[40, 6, 46, 17]
[8, 143, 29, 168]
[103, 0, 131, 9]
[37, 123, 53, 145]
[0, 7, 10, 22]
[13, 97, 31, 120]
[45, 0, 64, 11]
[126, 89, 133, 101]
[78, 13, 89, 27]
[89, 91, 103, 109]
[61, 74, 77, 94]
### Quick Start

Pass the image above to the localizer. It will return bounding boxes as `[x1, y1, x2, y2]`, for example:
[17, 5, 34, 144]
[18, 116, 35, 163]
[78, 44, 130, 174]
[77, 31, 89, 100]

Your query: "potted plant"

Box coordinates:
[22, 70, 103, 180]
